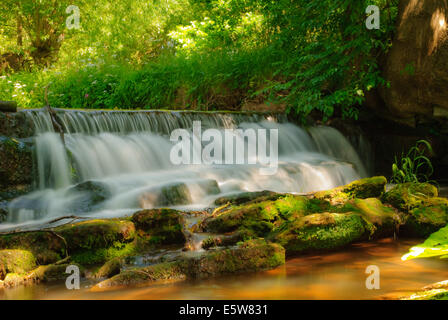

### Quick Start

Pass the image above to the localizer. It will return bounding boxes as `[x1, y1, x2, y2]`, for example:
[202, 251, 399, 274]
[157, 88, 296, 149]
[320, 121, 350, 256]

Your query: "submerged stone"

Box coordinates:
[92, 239, 285, 290]
[66, 180, 112, 213]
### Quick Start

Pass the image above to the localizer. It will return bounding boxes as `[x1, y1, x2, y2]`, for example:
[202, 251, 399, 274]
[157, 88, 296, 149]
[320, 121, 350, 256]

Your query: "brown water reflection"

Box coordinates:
[1, 238, 447, 300]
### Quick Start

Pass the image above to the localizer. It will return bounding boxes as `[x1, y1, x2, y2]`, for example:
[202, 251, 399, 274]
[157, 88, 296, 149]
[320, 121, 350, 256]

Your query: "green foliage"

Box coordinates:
[0, 0, 399, 117]
[391, 140, 434, 184]
[402, 225, 448, 261]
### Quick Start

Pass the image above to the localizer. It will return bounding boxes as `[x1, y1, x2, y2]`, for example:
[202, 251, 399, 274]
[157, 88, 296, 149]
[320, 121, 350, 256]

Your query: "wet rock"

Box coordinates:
[132, 208, 186, 245]
[313, 176, 387, 205]
[92, 261, 186, 290]
[196, 179, 220, 195]
[271, 213, 367, 255]
[0, 219, 136, 265]
[0, 112, 35, 138]
[94, 258, 122, 279]
[202, 194, 319, 236]
[339, 198, 397, 239]
[0, 232, 64, 265]
[0, 249, 36, 280]
[139, 182, 192, 207]
[92, 239, 285, 290]
[382, 183, 448, 237]
[214, 190, 281, 206]
[0, 263, 82, 288]
[182, 239, 285, 279]
[0, 136, 33, 188]
[382, 182, 438, 211]
[66, 180, 111, 213]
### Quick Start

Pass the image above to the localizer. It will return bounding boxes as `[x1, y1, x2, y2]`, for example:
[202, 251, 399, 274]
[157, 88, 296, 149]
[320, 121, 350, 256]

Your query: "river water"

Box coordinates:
[1, 238, 446, 300]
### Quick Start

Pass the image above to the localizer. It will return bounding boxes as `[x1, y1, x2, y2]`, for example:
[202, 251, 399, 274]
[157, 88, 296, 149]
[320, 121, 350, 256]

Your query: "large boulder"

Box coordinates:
[378, 0, 448, 123]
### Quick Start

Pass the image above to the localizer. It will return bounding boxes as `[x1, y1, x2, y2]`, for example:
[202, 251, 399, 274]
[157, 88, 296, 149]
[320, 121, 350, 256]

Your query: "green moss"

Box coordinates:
[382, 182, 438, 211]
[382, 183, 447, 237]
[132, 208, 186, 245]
[0, 231, 64, 265]
[71, 241, 138, 265]
[92, 261, 186, 290]
[338, 198, 396, 239]
[0, 249, 36, 279]
[272, 212, 366, 254]
[55, 219, 136, 252]
[0, 218, 137, 266]
[314, 176, 387, 204]
[204, 195, 311, 236]
[93, 239, 285, 290]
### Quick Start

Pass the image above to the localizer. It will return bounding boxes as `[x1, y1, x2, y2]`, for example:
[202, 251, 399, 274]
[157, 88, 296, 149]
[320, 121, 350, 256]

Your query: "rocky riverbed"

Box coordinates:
[1, 176, 447, 299]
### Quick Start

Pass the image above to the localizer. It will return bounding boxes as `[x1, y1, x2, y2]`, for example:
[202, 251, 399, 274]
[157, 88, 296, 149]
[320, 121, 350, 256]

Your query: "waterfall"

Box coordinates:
[3, 109, 368, 228]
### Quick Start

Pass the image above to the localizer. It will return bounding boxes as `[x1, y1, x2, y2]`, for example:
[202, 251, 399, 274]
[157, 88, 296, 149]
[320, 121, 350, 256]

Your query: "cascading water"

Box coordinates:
[3, 109, 367, 230]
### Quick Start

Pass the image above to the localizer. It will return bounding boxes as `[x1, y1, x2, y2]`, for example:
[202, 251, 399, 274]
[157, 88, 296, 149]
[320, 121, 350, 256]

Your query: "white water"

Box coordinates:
[3, 109, 367, 229]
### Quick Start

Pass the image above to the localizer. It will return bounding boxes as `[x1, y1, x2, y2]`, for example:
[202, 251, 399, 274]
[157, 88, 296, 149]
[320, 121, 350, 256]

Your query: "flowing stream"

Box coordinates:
[2, 238, 447, 300]
[3, 109, 368, 229]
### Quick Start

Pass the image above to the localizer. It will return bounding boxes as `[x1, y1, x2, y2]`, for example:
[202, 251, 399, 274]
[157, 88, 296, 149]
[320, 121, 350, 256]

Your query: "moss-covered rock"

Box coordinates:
[0, 219, 137, 265]
[66, 180, 111, 213]
[132, 208, 186, 245]
[0, 263, 82, 288]
[55, 219, 136, 252]
[271, 212, 367, 255]
[0, 231, 65, 265]
[202, 195, 310, 236]
[0, 249, 36, 279]
[92, 261, 186, 290]
[214, 191, 282, 206]
[338, 198, 397, 239]
[314, 176, 387, 205]
[182, 239, 285, 279]
[382, 182, 439, 211]
[92, 239, 285, 291]
[93, 258, 122, 279]
[382, 183, 448, 237]
[403, 199, 448, 237]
